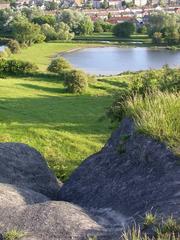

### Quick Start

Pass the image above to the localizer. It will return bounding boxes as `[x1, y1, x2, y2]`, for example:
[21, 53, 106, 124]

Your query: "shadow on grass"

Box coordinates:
[0, 94, 112, 135]
[99, 78, 128, 88]
[18, 83, 66, 94]
[1, 72, 61, 84]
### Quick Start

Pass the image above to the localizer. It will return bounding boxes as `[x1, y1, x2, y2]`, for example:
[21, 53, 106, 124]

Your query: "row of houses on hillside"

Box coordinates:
[82, 6, 180, 23]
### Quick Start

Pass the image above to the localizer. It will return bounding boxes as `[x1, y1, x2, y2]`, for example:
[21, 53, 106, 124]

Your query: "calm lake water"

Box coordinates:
[0, 46, 6, 52]
[62, 47, 180, 75]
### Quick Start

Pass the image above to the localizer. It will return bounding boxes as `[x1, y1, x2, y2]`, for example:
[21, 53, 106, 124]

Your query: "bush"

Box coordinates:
[64, 69, 88, 94]
[94, 21, 104, 33]
[7, 39, 20, 54]
[0, 59, 38, 74]
[137, 25, 147, 34]
[0, 47, 11, 59]
[113, 22, 136, 38]
[48, 58, 72, 73]
[152, 32, 163, 44]
[107, 68, 180, 123]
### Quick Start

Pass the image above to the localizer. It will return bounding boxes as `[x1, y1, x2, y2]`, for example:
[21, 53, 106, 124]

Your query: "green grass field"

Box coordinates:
[74, 32, 151, 45]
[1, 42, 179, 180]
[1, 42, 131, 180]
[11, 42, 90, 71]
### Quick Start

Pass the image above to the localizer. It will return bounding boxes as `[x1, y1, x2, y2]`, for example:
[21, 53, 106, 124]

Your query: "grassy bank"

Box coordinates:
[0, 70, 130, 180]
[2, 42, 179, 180]
[126, 91, 180, 155]
[10, 42, 90, 71]
[74, 32, 152, 45]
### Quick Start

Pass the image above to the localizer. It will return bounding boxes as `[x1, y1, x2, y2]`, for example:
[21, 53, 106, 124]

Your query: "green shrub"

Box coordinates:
[125, 91, 180, 154]
[122, 216, 180, 240]
[0, 59, 38, 74]
[113, 22, 136, 38]
[64, 69, 88, 94]
[0, 51, 7, 59]
[144, 212, 157, 226]
[107, 68, 180, 123]
[5, 47, 11, 57]
[0, 47, 11, 59]
[47, 57, 72, 73]
[159, 66, 180, 92]
[7, 39, 20, 54]
[152, 32, 163, 44]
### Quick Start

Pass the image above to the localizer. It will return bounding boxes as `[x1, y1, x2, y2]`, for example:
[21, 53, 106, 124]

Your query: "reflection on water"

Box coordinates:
[62, 47, 180, 75]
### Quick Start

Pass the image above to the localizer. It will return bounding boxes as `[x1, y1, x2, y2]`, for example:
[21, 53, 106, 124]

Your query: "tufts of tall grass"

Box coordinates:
[125, 91, 180, 155]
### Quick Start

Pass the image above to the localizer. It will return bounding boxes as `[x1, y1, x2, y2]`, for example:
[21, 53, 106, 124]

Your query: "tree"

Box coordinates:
[57, 10, 91, 35]
[94, 21, 104, 33]
[7, 39, 20, 53]
[113, 22, 135, 38]
[147, 13, 179, 37]
[21, 7, 44, 20]
[79, 16, 94, 35]
[33, 15, 56, 26]
[101, 0, 109, 9]
[0, 9, 15, 36]
[137, 25, 147, 34]
[45, 1, 58, 11]
[41, 24, 57, 41]
[152, 32, 162, 44]
[164, 28, 180, 45]
[11, 18, 45, 45]
[85, 0, 93, 9]
[55, 22, 74, 40]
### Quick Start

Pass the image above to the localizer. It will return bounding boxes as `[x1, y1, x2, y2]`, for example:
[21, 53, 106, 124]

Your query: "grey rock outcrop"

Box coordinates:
[0, 143, 60, 199]
[0, 201, 105, 240]
[0, 143, 125, 239]
[0, 118, 179, 239]
[0, 183, 49, 206]
[59, 118, 180, 219]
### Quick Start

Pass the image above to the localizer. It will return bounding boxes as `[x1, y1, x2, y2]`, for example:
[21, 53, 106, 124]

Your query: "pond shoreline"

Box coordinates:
[60, 46, 180, 76]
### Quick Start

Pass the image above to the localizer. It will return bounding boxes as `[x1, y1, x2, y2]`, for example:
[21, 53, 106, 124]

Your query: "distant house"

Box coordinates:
[0, 3, 10, 9]
[107, 16, 135, 24]
[108, 0, 122, 8]
[93, 0, 103, 8]
[134, 0, 148, 6]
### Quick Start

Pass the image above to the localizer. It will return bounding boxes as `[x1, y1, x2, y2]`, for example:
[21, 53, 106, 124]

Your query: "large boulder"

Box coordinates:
[0, 143, 60, 199]
[0, 201, 105, 240]
[0, 183, 48, 207]
[59, 118, 180, 219]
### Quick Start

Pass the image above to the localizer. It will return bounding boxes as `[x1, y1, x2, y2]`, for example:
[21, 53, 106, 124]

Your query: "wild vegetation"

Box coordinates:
[3, 229, 25, 240]
[107, 66, 180, 155]
[0, 7, 179, 60]
[122, 215, 180, 240]
[0, 41, 179, 180]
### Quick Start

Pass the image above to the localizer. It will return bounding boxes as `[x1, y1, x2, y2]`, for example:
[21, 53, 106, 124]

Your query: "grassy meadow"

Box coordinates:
[1, 42, 179, 180]
[126, 91, 180, 155]
[1, 42, 131, 180]
[10, 42, 94, 71]
[74, 32, 152, 45]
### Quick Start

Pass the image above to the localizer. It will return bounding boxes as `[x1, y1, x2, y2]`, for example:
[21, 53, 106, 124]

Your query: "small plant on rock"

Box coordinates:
[3, 229, 25, 240]
[144, 212, 157, 226]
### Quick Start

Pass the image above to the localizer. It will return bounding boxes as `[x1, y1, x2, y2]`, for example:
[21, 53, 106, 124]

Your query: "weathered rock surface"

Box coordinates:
[59, 118, 180, 219]
[0, 143, 60, 199]
[0, 183, 49, 206]
[0, 119, 179, 239]
[0, 201, 105, 240]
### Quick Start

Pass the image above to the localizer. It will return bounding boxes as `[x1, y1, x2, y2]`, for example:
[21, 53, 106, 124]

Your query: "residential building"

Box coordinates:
[0, 3, 10, 9]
